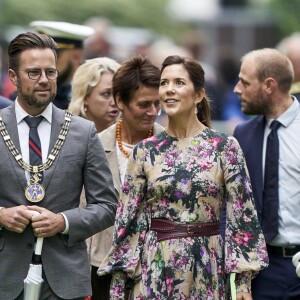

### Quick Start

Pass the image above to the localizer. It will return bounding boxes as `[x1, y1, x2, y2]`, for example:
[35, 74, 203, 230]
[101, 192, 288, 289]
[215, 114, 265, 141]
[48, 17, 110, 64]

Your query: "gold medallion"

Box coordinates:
[25, 173, 45, 203]
[25, 182, 45, 203]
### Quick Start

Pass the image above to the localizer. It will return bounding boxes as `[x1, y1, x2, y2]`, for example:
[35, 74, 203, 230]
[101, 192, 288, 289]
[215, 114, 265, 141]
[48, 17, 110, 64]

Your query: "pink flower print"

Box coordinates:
[234, 196, 243, 211]
[122, 182, 130, 194]
[227, 154, 238, 165]
[155, 139, 168, 150]
[111, 286, 123, 297]
[165, 157, 175, 167]
[117, 227, 126, 239]
[166, 276, 174, 296]
[160, 198, 169, 208]
[148, 135, 158, 143]
[204, 202, 214, 218]
[201, 161, 212, 171]
[233, 231, 254, 246]
[180, 256, 189, 268]
[211, 137, 223, 150]
[228, 259, 237, 270]
[208, 185, 218, 197]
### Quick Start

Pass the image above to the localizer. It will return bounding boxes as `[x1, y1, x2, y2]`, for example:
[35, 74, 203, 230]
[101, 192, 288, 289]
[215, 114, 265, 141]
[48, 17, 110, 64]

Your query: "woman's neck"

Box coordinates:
[119, 119, 153, 145]
[166, 117, 204, 138]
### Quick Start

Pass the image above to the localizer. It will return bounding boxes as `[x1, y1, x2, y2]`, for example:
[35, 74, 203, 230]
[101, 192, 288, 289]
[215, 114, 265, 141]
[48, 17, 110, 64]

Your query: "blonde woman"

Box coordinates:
[68, 57, 120, 300]
[68, 57, 120, 132]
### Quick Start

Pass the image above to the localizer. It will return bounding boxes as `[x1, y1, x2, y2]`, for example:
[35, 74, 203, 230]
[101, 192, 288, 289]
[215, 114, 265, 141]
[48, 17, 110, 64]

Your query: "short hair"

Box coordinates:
[242, 48, 294, 93]
[68, 57, 120, 117]
[8, 32, 57, 71]
[112, 56, 160, 106]
[160, 55, 211, 128]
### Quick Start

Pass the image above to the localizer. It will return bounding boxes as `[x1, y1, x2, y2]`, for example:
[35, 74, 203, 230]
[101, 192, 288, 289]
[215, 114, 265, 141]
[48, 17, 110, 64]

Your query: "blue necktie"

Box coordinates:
[262, 120, 281, 243]
[24, 116, 43, 182]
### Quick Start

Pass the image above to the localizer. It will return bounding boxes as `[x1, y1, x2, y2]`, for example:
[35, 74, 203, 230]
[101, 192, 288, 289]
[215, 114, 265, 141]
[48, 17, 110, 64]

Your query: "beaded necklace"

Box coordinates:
[116, 119, 153, 158]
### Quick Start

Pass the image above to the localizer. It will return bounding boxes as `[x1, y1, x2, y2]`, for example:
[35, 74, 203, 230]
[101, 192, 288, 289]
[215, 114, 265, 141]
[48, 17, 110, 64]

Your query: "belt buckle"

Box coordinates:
[283, 246, 295, 258]
[187, 225, 193, 234]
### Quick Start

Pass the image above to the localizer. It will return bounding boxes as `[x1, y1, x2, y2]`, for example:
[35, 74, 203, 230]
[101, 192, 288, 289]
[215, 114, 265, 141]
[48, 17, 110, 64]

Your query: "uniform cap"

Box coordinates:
[29, 21, 95, 49]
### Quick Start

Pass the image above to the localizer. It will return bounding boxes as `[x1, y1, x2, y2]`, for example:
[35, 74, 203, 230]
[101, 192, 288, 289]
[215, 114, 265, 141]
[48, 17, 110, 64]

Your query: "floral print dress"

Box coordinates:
[98, 129, 268, 300]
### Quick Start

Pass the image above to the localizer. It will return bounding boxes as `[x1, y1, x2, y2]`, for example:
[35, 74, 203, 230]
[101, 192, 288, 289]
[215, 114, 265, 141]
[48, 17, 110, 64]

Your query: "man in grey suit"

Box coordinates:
[0, 32, 118, 299]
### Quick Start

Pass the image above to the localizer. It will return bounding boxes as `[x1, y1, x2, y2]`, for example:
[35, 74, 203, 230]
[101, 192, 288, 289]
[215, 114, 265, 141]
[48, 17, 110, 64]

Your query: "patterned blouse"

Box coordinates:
[98, 128, 269, 299]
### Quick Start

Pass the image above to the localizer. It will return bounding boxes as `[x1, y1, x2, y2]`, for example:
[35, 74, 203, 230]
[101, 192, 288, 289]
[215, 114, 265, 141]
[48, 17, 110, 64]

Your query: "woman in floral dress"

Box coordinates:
[98, 55, 268, 300]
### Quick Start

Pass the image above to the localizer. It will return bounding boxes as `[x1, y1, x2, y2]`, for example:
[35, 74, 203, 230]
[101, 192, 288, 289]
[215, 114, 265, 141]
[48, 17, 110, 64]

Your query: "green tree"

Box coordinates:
[268, 0, 300, 39]
[0, 0, 188, 42]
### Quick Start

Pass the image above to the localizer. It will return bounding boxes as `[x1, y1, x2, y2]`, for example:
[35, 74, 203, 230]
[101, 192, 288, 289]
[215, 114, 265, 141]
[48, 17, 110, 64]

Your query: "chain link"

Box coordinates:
[0, 111, 72, 173]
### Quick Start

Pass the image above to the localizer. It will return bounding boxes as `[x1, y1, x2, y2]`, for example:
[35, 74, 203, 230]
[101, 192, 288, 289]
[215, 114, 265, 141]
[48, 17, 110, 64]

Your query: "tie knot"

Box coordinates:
[270, 120, 281, 131]
[24, 116, 43, 129]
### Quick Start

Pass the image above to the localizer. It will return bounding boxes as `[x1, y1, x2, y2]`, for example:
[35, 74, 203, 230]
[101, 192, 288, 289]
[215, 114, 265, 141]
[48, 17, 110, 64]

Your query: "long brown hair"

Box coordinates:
[160, 55, 211, 127]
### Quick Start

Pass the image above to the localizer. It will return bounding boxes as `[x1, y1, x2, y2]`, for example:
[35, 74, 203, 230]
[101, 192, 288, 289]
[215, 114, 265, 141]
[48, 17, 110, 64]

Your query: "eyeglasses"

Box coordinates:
[21, 68, 59, 80]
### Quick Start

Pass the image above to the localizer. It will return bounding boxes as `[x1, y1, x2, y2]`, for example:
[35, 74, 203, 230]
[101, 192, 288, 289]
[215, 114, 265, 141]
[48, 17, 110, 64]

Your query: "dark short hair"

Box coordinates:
[8, 32, 57, 71]
[112, 56, 160, 106]
[160, 55, 211, 127]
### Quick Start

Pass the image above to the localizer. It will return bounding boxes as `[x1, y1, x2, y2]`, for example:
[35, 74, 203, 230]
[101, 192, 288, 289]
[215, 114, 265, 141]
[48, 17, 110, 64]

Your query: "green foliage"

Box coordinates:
[0, 0, 187, 41]
[268, 0, 300, 39]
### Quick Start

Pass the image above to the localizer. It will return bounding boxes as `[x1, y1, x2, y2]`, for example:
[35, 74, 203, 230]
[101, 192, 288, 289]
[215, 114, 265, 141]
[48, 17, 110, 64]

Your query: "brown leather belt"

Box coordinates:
[150, 218, 220, 242]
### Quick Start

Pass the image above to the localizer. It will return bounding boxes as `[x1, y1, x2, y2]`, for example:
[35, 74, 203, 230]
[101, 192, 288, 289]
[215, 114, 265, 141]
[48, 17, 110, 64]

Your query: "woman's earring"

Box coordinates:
[84, 106, 87, 112]
[195, 105, 198, 114]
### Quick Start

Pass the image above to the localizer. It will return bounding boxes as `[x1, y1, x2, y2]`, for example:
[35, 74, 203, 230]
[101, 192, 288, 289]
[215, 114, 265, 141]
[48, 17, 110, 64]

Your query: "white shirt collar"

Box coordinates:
[266, 96, 299, 128]
[15, 98, 53, 124]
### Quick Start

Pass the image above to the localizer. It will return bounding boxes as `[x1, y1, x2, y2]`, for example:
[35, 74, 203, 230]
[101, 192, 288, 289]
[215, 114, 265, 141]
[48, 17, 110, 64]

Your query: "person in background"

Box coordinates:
[277, 32, 300, 99]
[90, 56, 164, 300]
[0, 32, 117, 300]
[83, 17, 113, 60]
[98, 55, 268, 300]
[233, 48, 300, 299]
[30, 20, 94, 109]
[68, 56, 120, 300]
[68, 57, 120, 133]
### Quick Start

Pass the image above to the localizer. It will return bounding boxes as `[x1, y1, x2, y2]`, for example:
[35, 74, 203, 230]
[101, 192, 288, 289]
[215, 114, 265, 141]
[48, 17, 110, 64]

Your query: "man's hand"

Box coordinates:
[0, 205, 33, 233]
[237, 292, 252, 300]
[27, 206, 66, 237]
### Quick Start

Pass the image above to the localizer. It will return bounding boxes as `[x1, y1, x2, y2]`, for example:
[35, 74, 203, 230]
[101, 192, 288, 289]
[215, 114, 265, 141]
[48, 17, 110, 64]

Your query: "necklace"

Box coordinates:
[166, 124, 203, 138]
[116, 119, 153, 158]
[0, 111, 72, 202]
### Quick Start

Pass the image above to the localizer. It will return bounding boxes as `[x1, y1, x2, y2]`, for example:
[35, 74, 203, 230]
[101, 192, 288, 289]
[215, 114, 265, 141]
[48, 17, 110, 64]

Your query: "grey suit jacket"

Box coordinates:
[89, 122, 164, 268]
[0, 103, 118, 299]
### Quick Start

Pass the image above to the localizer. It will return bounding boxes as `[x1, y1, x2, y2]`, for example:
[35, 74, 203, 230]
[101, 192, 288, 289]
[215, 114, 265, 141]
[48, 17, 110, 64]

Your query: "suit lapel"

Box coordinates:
[1, 103, 28, 189]
[99, 125, 121, 196]
[247, 116, 265, 215]
[43, 105, 65, 190]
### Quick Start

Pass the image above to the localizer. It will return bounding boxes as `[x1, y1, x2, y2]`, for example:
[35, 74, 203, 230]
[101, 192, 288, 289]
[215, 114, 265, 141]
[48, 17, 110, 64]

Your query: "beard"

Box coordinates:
[17, 77, 56, 109]
[241, 88, 267, 115]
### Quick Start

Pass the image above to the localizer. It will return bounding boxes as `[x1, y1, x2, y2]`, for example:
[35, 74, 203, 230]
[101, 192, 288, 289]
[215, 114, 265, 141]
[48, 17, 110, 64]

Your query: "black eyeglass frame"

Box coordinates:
[20, 68, 59, 80]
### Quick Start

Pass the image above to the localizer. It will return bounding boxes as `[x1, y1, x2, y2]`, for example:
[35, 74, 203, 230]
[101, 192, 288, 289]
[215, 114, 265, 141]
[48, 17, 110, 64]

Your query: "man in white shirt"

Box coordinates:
[234, 48, 300, 299]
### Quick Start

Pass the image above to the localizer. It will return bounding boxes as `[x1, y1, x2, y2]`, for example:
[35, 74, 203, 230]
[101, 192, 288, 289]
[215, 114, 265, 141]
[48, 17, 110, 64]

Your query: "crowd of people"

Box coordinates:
[0, 19, 299, 300]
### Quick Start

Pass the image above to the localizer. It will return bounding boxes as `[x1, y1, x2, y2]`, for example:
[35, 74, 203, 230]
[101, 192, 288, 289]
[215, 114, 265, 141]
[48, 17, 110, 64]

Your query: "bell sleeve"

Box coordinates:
[222, 136, 269, 293]
[98, 144, 148, 299]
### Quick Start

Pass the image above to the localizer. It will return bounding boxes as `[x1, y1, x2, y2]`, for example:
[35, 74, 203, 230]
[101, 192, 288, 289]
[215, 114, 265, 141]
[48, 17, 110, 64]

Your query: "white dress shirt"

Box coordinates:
[15, 99, 69, 232]
[15, 99, 52, 181]
[262, 97, 300, 245]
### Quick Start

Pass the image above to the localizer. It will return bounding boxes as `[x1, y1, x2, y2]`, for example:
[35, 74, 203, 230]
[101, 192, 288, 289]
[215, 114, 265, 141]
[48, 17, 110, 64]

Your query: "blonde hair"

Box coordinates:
[68, 57, 120, 117]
